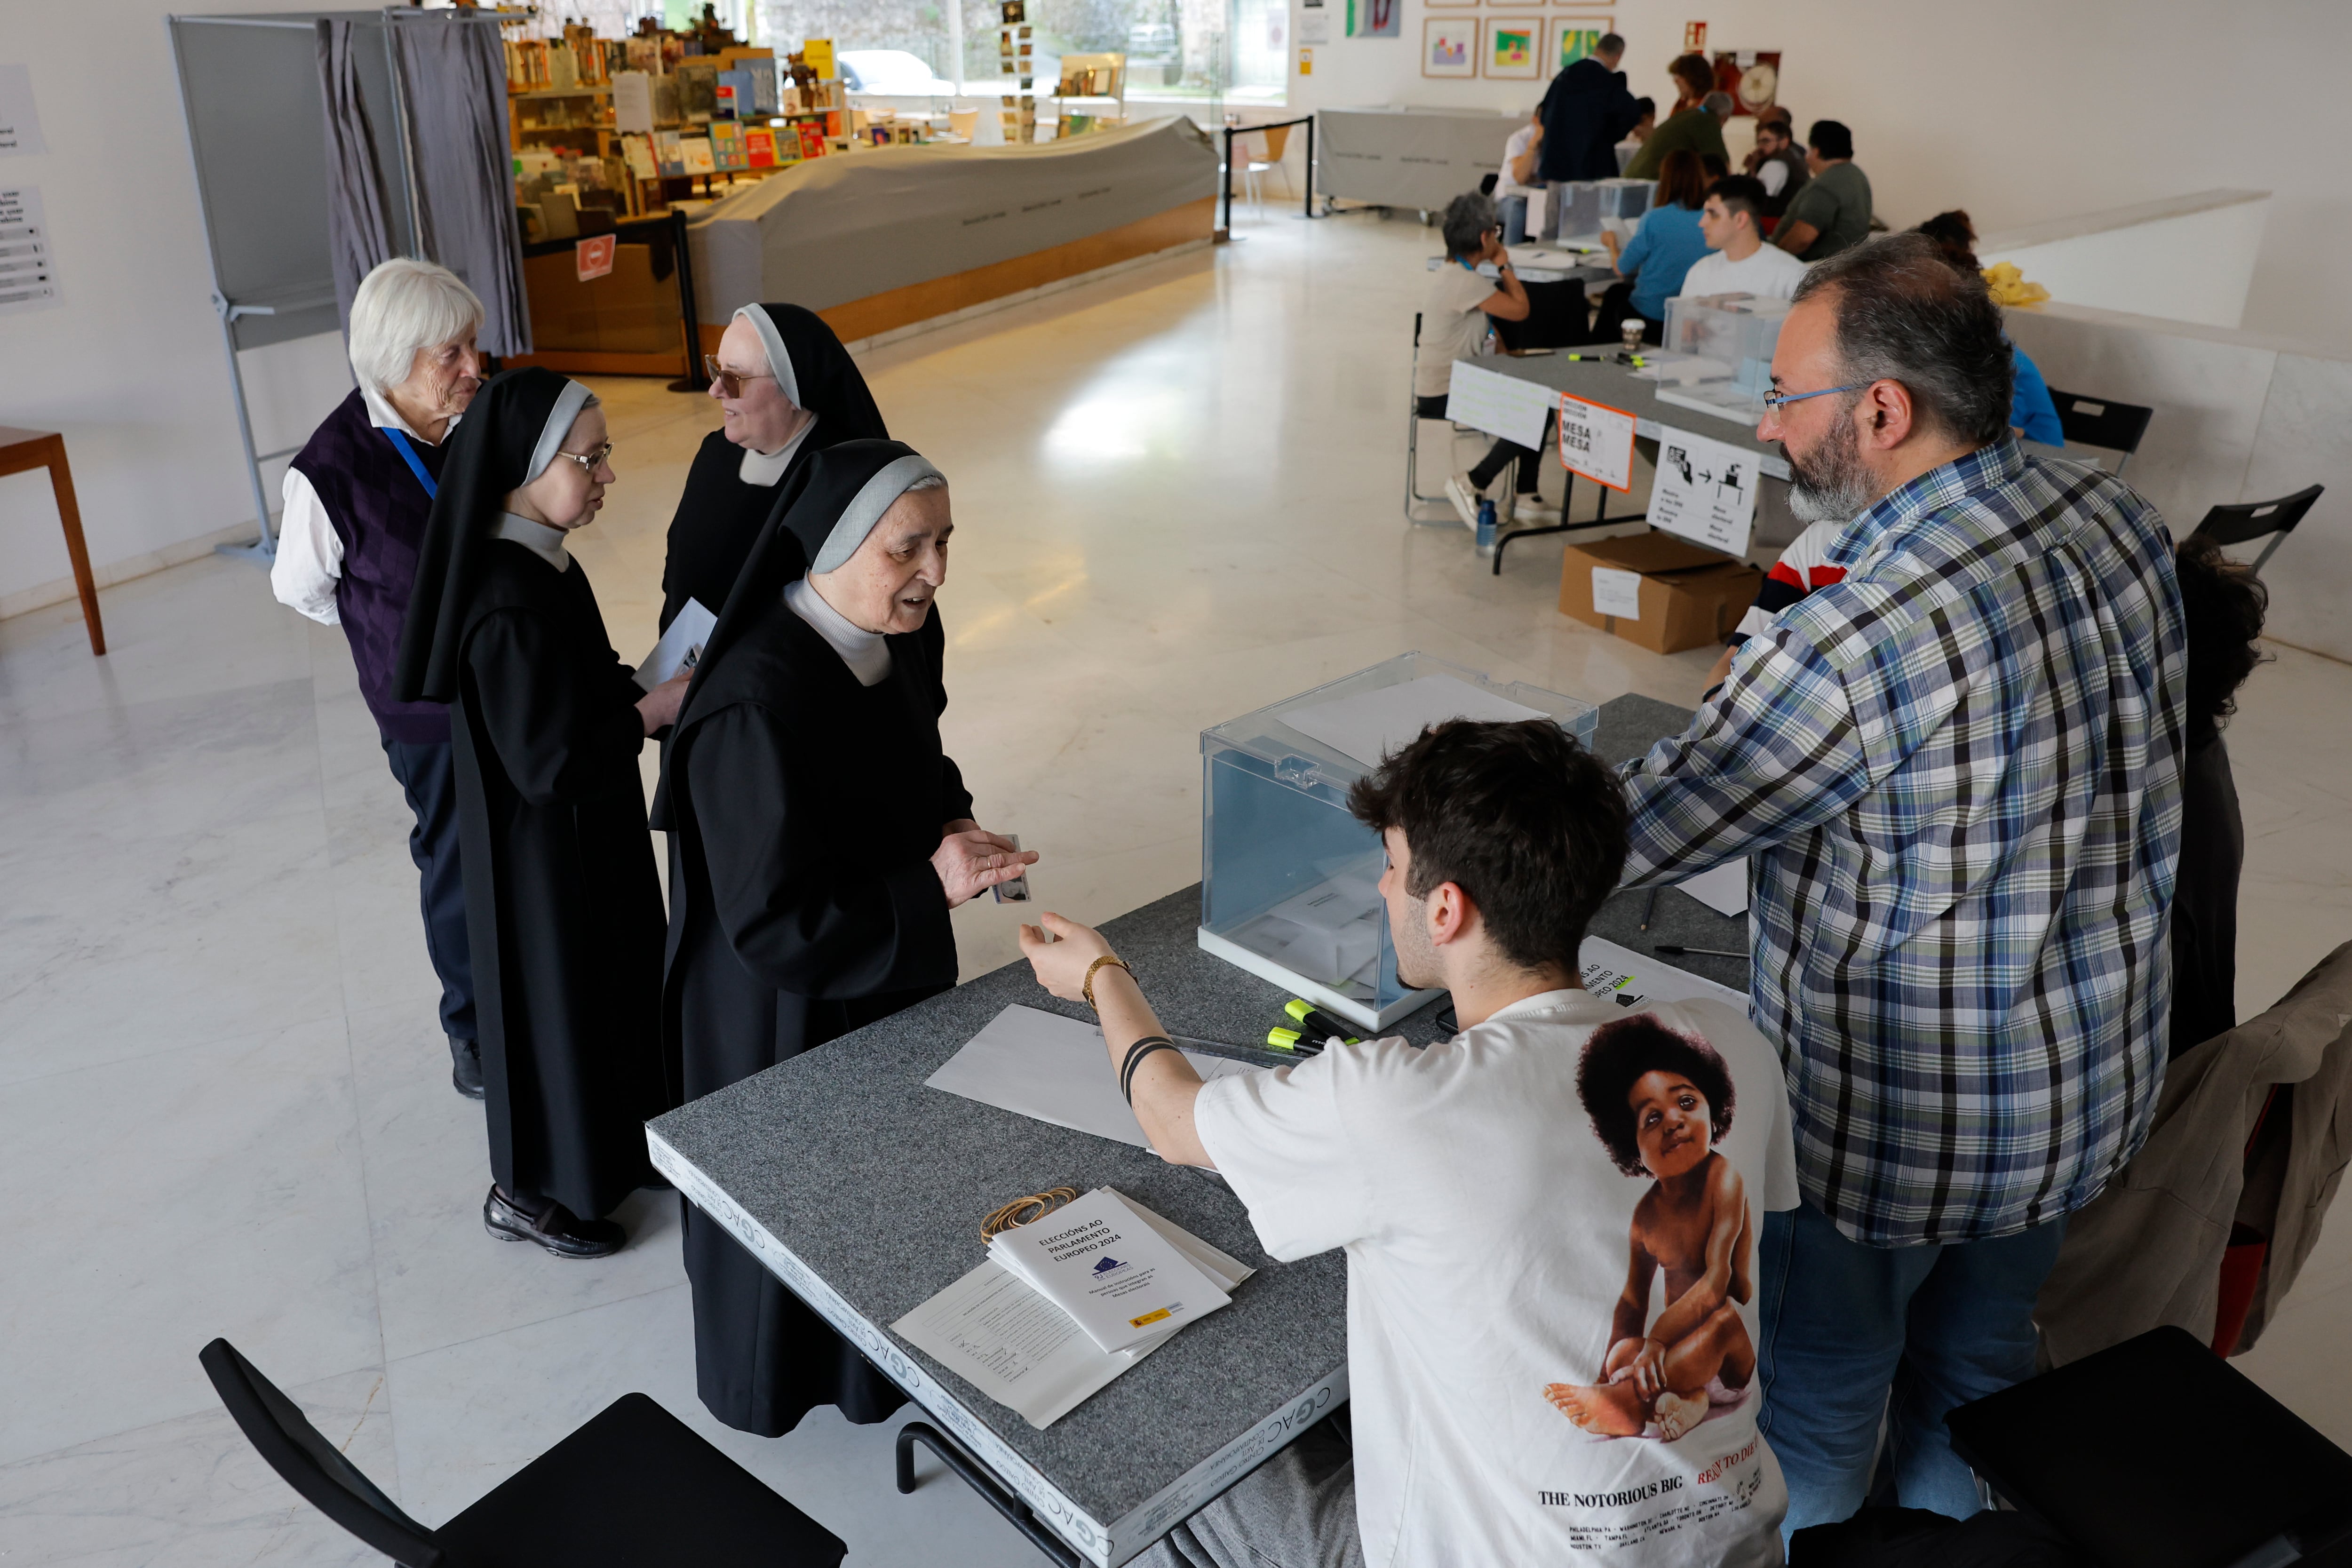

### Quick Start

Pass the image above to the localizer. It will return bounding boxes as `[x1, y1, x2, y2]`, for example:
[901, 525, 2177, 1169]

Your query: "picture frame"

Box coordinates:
[1422, 0, 1479, 9]
[1421, 16, 1478, 75]
[1554, 17, 1613, 71]
[1483, 17, 1543, 79]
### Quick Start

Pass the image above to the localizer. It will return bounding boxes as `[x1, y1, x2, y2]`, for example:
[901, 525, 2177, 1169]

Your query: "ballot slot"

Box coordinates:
[1198, 654, 1598, 1031]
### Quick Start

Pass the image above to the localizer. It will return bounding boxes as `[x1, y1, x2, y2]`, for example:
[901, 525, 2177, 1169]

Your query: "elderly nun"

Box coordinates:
[273, 258, 488, 1098]
[395, 367, 689, 1260]
[656, 302, 888, 632]
[660, 438, 1034, 1435]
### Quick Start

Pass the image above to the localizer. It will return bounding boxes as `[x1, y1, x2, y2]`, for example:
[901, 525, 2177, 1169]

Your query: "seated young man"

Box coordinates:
[1018, 718, 1798, 1568]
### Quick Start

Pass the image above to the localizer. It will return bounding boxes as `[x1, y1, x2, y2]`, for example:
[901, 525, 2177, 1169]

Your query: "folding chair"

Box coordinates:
[2189, 483, 2323, 578]
[199, 1337, 847, 1568]
[1405, 311, 1470, 526]
[2047, 388, 2154, 474]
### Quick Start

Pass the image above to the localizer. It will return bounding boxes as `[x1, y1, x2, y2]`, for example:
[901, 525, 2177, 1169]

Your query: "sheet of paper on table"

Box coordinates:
[1282, 672, 1546, 768]
[1443, 360, 1558, 450]
[634, 596, 715, 690]
[892, 1189, 1254, 1428]
[1677, 858, 1749, 916]
[1579, 934, 1746, 1010]
[925, 1004, 1260, 1149]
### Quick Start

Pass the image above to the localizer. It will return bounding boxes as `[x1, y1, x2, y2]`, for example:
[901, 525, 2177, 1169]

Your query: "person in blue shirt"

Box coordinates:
[1590, 150, 1710, 343]
[1916, 210, 2063, 446]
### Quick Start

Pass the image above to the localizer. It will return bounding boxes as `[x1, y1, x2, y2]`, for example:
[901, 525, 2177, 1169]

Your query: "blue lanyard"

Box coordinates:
[385, 428, 437, 499]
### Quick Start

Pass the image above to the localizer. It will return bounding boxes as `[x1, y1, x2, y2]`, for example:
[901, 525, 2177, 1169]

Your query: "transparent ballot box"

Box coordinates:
[1198, 653, 1599, 1030]
[1598, 176, 1653, 221]
[1553, 180, 1604, 241]
[1655, 292, 1793, 423]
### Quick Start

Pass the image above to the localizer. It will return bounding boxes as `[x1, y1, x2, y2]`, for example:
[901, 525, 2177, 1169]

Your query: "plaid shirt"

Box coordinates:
[1621, 440, 2186, 1246]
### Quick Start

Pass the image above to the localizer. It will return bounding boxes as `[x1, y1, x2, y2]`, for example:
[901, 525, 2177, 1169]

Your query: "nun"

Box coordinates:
[395, 367, 688, 1260]
[658, 302, 888, 632]
[660, 438, 1035, 1435]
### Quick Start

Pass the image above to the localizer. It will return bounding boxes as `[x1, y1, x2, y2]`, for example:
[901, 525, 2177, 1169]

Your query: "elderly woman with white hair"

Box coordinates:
[273, 257, 488, 1099]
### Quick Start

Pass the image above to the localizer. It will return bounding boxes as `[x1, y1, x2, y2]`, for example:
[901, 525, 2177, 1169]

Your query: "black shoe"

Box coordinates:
[483, 1186, 625, 1259]
[450, 1037, 485, 1100]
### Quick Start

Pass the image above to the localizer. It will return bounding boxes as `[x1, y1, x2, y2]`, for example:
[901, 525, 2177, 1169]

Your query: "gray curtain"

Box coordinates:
[389, 14, 532, 355]
[316, 19, 397, 335]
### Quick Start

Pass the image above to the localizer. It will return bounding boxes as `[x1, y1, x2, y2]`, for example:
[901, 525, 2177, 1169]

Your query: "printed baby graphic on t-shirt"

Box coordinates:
[1544, 1016, 1756, 1443]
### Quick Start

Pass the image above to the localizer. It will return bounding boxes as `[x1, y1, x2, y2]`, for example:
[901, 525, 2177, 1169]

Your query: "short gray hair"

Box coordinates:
[1441, 191, 1497, 261]
[1792, 232, 2016, 447]
[1702, 91, 1735, 119]
[348, 258, 484, 393]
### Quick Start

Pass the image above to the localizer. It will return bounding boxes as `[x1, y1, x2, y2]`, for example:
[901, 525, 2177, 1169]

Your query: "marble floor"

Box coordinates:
[1, 207, 2347, 1564]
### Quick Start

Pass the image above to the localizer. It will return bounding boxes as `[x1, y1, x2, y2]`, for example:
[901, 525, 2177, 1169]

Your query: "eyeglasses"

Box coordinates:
[1761, 382, 1869, 414]
[703, 354, 775, 398]
[551, 440, 613, 474]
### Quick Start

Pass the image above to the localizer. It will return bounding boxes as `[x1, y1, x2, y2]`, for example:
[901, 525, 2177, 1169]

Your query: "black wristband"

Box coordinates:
[1119, 1035, 1179, 1104]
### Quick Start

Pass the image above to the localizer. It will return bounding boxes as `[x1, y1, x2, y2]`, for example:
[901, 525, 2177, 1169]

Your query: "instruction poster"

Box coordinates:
[1649, 424, 1756, 557]
[0, 184, 58, 315]
[1558, 392, 1637, 491]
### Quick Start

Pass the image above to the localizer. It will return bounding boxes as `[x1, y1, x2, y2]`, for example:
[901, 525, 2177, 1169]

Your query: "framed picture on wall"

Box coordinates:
[1422, 16, 1478, 75]
[1423, 0, 1478, 8]
[1555, 17, 1613, 70]
[1484, 17, 1543, 78]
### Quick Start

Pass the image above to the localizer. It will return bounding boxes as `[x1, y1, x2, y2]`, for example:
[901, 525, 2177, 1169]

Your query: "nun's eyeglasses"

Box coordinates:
[552, 441, 614, 475]
[703, 355, 775, 398]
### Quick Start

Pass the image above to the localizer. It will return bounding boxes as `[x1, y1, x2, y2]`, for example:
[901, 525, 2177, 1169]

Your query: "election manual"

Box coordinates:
[987, 1187, 1233, 1353]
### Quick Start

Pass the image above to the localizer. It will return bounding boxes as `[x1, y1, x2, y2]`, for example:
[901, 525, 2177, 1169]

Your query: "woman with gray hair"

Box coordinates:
[272, 257, 487, 1099]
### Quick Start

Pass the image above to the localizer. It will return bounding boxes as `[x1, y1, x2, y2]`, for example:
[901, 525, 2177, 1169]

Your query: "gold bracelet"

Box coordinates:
[1081, 955, 1133, 1011]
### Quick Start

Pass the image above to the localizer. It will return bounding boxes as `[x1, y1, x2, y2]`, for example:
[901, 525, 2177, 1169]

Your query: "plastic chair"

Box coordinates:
[2189, 483, 2322, 578]
[2047, 388, 2154, 474]
[1243, 124, 1291, 214]
[198, 1338, 848, 1568]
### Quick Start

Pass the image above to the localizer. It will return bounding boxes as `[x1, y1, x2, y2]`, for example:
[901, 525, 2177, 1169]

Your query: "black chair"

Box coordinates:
[1946, 1326, 2352, 1568]
[2047, 388, 2155, 474]
[199, 1337, 847, 1568]
[2189, 482, 2323, 577]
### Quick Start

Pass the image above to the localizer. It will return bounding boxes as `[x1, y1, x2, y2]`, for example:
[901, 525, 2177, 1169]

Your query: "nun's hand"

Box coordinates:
[636, 670, 691, 736]
[932, 827, 1040, 907]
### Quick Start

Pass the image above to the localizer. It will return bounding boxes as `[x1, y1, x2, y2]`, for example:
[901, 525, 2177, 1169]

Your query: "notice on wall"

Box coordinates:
[1591, 567, 1643, 620]
[1558, 391, 1637, 491]
[0, 65, 45, 157]
[0, 184, 59, 315]
[1300, 12, 1332, 43]
[1650, 424, 1756, 557]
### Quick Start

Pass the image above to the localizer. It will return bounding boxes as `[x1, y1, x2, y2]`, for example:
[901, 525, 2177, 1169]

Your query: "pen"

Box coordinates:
[1637, 887, 1659, 931]
[1283, 999, 1362, 1044]
[1653, 944, 1747, 960]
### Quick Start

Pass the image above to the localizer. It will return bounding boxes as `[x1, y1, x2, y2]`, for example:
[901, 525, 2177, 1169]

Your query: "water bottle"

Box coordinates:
[1476, 496, 1497, 554]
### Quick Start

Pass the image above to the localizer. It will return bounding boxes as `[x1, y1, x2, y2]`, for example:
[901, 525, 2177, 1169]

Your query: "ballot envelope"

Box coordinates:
[1198, 653, 1597, 1031]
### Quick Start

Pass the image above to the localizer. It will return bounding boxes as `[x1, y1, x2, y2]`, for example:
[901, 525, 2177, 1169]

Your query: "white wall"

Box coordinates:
[1978, 192, 2270, 331]
[1291, 0, 2352, 353]
[0, 2, 354, 615]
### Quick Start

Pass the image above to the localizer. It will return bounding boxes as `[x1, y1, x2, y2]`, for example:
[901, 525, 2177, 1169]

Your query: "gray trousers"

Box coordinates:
[1134, 1416, 1362, 1568]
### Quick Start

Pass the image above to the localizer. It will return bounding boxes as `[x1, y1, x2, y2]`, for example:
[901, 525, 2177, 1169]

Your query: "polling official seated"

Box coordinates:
[1592, 149, 1712, 345]
[1415, 191, 1560, 529]
[1680, 176, 1811, 301]
[1021, 718, 1799, 1568]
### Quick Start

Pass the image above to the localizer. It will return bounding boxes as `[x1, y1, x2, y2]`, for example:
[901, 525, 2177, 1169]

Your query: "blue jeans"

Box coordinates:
[1756, 1199, 2066, 1540]
[1498, 193, 1529, 246]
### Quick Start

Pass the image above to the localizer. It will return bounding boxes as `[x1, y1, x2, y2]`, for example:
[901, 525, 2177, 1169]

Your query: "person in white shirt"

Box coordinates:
[1678, 175, 1810, 302]
[1020, 717, 1798, 1568]
[1496, 109, 1543, 244]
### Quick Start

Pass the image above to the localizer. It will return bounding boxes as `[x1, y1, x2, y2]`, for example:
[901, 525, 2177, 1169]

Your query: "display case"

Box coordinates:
[1655, 292, 1791, 422]
[1198, 654, 1599, 1030]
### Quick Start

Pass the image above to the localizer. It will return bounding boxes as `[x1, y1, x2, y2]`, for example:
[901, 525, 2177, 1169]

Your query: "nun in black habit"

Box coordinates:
[660, 439, 1037, 1435]
[658, 302, 888, 632]
[395, 367, 689, 1260]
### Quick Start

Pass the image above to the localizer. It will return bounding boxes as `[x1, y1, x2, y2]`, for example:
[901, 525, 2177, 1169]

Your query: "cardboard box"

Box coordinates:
[1557, 532, 1761, 655]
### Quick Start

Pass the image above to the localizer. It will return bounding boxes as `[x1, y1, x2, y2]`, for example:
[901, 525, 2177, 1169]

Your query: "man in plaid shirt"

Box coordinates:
[1619, 234, 2185, 1535]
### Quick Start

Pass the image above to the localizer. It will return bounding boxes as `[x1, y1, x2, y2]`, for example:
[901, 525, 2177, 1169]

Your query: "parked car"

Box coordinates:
[837, 49, 958, 96]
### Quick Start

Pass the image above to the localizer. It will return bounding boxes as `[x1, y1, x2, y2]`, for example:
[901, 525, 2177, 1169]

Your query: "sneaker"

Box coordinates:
[1513, 496, 1563, 523]
[483, 1186, 625, 1259]
[450, 1036, 485, 1100]
[1445, 475, 1482, 531]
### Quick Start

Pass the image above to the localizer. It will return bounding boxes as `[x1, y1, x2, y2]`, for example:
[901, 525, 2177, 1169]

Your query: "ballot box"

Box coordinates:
[1198, 654, 1598, 1031]
[1598, 176, 1652, 222]
[1657, 292, 1791, 422]
[1553, 179, 1604, 241]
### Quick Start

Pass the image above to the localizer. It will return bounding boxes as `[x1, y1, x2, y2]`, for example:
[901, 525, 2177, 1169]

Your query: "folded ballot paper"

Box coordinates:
[633, 597, 716, 691]
[892, 1188, 1252, 1429]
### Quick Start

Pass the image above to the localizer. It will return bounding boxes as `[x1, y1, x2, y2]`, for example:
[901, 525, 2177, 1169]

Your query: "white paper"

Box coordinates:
[0, 184, 56, 314]
[634, 597, 716, 690]
[1677, 859, 1749, 916]
[988, 1187, 1232, 1353]
[1579, 934, 1747, 1011]
[612, 71, 655, 133]
[1523, 185, 1547, 235]
[1444, 359, 1556, 450]
[1235, 873, 1385, 989]
[1283, 672, 1546, 767]
[924, 1004, 1258, 1149]
[1557, 391, 1637, 490]
[1591, 566, 1642, 620]
[1649, 425, 1758, 557]
[1298, 11, 1332, 42]
[0, 65, 45, 157]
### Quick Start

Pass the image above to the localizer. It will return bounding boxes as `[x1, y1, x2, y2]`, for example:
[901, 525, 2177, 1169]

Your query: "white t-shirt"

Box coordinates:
[1196, 989, 1799, 1568]
[1757, 161, 1790, 198]
[1416, 263, 1500, 399]
[1677, 243, 1811, 302]
[1500, 123, 1539, 195]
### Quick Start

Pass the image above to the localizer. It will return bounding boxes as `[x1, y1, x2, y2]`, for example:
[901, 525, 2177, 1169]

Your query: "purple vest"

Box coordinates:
[291, 390, 452, 744]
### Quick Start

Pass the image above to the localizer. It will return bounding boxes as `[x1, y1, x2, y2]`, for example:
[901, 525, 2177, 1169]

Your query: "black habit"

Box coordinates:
[662, 441, 971, 1436]
[396, 368, 667, 1219]
[658, 302, 888, 632]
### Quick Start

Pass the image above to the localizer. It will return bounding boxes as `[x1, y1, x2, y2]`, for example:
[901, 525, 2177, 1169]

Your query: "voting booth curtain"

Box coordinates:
[317, 21, 397, 334]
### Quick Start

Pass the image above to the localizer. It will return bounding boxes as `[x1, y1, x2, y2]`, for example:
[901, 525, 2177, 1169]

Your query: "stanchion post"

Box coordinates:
[1219, 123, 1234, 236]
[1304, 113, 1316, 218]
[667, 204, 710, 394]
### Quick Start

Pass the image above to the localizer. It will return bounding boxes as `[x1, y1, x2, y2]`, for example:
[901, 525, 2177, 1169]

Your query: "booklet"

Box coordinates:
[634, 597, 716, 691]
[986, 1187, 1233, 1354]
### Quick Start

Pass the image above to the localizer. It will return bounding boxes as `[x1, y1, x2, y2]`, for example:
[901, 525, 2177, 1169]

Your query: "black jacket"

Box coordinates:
[1537, 58, 1642, 183]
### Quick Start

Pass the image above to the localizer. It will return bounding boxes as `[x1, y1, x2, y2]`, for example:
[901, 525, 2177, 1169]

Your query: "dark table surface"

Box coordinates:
[644, 691, 1746, 1547]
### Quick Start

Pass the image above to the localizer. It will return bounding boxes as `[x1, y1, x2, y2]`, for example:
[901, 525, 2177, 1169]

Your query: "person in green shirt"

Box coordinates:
[1773, 119, 1873, 262]
[1622, 53, 1724, 183]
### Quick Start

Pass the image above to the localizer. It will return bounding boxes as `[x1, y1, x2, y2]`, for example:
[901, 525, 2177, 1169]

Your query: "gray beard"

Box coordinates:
[1785, 414, 1878, 525]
